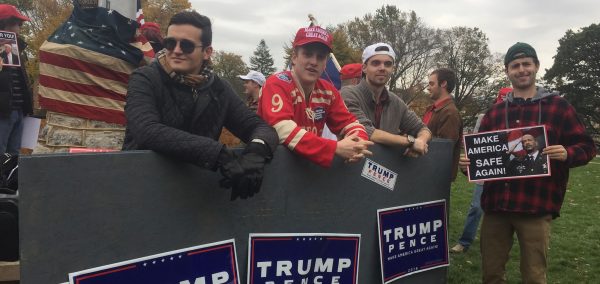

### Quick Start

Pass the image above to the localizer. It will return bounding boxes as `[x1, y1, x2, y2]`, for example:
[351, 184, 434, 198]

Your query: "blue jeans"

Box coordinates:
[458, 183, 483, 248]
[0, 110, 24, 155]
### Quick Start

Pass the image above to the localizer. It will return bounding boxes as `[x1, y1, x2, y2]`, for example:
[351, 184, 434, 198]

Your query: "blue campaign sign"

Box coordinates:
[377, 200, 448, 283]
[69, 239, 239, 284]
[248, 233, 360, 284]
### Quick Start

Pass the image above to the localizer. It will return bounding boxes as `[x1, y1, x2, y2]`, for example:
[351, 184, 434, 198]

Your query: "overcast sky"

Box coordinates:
[190, 0, 599, 75]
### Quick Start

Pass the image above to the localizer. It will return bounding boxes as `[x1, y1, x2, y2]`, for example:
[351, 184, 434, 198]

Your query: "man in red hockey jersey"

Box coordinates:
[258, 26, 373, 167]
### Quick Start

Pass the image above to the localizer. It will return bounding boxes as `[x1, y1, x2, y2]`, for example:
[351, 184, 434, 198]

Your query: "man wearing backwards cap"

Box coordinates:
[0, 4, 33, 157]
[238, 70, 265, 112]
[258, 26, 373, 167]
[340, 63, 362, 87]
[341, 43, 431, 158]
[459, 42, 596, 283]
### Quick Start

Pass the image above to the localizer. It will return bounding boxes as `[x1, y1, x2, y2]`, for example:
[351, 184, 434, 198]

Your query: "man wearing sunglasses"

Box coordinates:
[258, 26, 373, 167]
[124, 10, 278, 200]
[341, 43, 431, 157]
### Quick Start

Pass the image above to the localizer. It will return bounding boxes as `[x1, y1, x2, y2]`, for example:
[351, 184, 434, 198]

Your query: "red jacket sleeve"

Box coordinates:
[325, 89, 369, 140]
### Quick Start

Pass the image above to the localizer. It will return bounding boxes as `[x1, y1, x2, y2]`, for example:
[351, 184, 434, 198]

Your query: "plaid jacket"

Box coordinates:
[479, 89, 596, 217]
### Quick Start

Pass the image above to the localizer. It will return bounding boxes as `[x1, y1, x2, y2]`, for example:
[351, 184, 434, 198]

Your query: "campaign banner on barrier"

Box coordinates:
[463, 125, 550, 182]
[377, 200, 448, 283]
[248, 233, 361, 284]
[69, 239, 239, 284]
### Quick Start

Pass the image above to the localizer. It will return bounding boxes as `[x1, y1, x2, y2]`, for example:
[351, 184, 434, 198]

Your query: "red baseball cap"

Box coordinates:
[495, 87, 513, 103]
[0, 4, 30, 22]
[141, 22, 161, 33]
[340, 63, 362, 80]
[292, 26, 332, 52]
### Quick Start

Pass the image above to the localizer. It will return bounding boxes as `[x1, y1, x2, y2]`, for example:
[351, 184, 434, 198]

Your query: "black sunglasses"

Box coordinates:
[163, 37, 203, 54]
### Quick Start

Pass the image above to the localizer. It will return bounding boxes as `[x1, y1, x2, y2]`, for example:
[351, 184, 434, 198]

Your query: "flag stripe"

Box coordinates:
[40, 41, 136, 76]
[39, 75, 126, 102]
[39, 85, 125, 111]
[39, 63, 127, 95]
[39, 50, 130, 84]
[39, 96, 125, 125]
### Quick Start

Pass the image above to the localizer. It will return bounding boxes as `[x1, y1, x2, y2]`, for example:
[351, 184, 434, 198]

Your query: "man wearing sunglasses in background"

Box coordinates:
[342, 43, 431, 157]
[123, 10, 278, 200]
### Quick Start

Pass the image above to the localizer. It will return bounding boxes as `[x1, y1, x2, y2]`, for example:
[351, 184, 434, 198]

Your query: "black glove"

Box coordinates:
[218, 142, 270, 200]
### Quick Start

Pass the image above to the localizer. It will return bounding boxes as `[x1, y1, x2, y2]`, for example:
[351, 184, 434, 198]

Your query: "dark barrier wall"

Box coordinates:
[19, 140, 453, 284]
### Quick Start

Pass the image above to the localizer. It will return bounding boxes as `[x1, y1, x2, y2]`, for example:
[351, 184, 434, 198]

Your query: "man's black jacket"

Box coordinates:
[123, 61, 278, 169]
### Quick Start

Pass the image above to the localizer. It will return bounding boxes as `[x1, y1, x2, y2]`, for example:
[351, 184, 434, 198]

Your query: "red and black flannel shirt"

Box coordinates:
[479, 93, 596, 218]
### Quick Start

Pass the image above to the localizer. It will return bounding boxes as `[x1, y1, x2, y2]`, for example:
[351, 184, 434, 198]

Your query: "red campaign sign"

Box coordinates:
[463, 125, 551, 182]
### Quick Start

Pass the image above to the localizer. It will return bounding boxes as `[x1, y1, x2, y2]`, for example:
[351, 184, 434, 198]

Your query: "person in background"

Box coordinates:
[0, 4, 33, 156]
[339, 63, 362, 87]
[423, 67, 462, 180]
[238, 70, 265, 112]
[140, 22, 164, 53]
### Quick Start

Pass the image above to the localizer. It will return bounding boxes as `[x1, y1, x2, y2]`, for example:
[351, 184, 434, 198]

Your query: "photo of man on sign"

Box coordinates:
[507, 132, 548, 176]
[0, 31, 20, 67]
[463, 125, 550, 182]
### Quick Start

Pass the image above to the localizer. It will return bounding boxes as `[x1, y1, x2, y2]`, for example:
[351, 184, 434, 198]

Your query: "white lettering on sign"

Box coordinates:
[179, 271, 229, 284]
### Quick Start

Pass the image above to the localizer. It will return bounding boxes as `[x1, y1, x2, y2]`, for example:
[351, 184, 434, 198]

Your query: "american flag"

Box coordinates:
[38, 2, 154, 125]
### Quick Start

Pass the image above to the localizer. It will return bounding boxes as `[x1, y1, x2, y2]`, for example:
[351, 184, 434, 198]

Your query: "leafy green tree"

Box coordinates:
[340, 5, 440, 98]
[544, 23, 600, 135]
[282, 40, 292, 70]
[463, 52, 510, 129]
[212, 50, 249, 96]
[435, 27, 496, 110]
[141, 0, 192, 35]
[330, 27, 361, 66]
[249, 39, 276, 76]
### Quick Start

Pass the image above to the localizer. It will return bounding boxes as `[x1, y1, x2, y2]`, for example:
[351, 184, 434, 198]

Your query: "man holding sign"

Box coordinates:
[459, 42, 596, 283]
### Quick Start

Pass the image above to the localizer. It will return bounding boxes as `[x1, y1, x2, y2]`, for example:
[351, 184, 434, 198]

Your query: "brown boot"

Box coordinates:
[450, 244, 466, 253]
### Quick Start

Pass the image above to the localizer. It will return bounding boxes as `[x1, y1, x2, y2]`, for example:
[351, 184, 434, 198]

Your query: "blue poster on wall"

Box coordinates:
[69, 239, 239, 284]
[377, 200, 448, 283]
[248, 233, 361, 284]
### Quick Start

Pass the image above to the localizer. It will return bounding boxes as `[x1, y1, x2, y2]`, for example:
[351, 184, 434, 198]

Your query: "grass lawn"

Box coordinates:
[447, 157, 600, 283]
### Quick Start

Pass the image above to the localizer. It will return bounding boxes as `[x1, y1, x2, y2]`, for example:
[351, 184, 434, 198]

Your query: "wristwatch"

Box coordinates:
[407, 135, 415, 147]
